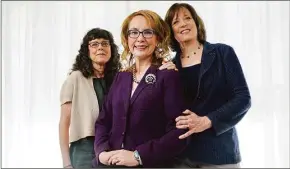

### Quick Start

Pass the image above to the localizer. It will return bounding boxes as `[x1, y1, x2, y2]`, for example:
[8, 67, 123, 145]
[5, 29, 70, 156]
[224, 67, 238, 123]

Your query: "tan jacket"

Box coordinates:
[60, 70, 99, 143]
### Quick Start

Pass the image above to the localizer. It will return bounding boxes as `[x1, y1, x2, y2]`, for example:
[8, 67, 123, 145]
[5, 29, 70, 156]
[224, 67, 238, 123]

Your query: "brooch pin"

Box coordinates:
[145, 74, 156, 84]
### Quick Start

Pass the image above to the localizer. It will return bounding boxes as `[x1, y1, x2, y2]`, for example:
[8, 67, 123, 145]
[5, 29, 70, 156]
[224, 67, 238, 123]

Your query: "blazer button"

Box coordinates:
[122, 132, 125, 135]
[197, 96, 201, 99]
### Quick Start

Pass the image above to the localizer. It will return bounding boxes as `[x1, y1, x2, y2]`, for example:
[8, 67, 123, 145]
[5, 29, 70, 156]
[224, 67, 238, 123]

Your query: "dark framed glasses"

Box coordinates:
[89, 41, 110, 48]
[127, 29, 155, 39]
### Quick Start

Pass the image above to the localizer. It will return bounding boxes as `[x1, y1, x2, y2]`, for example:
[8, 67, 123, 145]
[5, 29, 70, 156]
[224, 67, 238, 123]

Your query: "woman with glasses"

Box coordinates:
[59, 28, 121, 168]
[93, 10, 187, 168]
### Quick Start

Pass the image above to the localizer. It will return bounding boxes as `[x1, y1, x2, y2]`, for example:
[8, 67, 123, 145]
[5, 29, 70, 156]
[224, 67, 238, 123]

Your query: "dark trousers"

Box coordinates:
[69, 136, 95, 168]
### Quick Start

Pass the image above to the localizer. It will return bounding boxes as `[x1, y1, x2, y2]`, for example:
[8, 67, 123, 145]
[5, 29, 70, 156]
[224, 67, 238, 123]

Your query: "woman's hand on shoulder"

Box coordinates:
[159, 60, 178, 71]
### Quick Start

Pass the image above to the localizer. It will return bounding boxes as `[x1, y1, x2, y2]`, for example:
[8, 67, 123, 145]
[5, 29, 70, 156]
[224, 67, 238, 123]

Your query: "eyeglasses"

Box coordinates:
[89, 41, 110, 48]
[127, 29, 155, 39]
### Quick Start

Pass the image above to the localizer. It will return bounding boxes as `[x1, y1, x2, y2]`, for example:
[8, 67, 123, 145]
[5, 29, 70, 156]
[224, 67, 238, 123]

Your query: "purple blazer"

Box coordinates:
[93, 65, 187, 167]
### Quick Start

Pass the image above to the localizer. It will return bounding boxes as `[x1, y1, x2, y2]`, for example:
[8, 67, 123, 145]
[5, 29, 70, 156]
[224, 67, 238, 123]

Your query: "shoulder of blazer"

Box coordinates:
[109, 71, 129, 87]
[210, 42, 234, 54]
[115, 71, 130, 79]
[157, 69, 180, 82]
[204, 41, 233, 49]
[212, 43, 237, 63]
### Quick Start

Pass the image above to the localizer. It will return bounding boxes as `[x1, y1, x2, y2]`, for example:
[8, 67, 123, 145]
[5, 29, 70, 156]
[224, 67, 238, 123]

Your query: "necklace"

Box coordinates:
[132, 66, 140, 84]
[181, 45, 201, 58]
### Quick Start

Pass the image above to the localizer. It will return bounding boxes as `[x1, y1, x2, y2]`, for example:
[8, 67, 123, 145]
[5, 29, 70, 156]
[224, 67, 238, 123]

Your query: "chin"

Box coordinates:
[133, 52, 145, 58]
[135, 54, 151, 60]
[95, 60, 109, 65]
[178, 34, 195, 42]
[180, 36, 193, 42]
[134, 50, 154, 59]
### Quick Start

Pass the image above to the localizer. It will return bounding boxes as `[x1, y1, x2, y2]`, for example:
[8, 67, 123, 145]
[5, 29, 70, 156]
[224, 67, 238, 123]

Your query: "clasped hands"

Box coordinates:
[99, 149, 138, 167]
[99, 111, 212, 166]
[176, 109, 212, 139]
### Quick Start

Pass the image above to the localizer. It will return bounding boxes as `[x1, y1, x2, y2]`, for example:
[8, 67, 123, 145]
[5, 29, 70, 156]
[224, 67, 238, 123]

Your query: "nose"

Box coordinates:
[97, 45, 104, 50]
[179, 19, 187, 27]
[136, 32, 146, 42]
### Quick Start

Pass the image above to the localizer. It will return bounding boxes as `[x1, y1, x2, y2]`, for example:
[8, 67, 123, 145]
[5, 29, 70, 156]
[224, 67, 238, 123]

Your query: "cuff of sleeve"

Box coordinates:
[206, 112, 220, 136]
[135, 147, 150, 167]
[134, 150, 143, 165]
[207, 112, 230, 136]
[94, 144, 110, 166]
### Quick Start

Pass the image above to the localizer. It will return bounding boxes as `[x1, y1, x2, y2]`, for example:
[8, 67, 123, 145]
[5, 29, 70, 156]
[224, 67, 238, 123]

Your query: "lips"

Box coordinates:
[97, 53, 106, 56]
[134, 45, 148, 50]
[180, 29, 190, 34]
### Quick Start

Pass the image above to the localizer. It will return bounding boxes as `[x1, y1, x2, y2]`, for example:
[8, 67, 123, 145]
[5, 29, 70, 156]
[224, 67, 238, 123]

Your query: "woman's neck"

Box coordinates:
[135, 57, 152, 75]
[93, 62, 105, 78]
[180, 39, 201, 54]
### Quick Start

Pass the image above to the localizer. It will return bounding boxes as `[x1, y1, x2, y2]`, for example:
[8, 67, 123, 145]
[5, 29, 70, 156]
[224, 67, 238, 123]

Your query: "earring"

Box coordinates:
[155, 44, 164, 58]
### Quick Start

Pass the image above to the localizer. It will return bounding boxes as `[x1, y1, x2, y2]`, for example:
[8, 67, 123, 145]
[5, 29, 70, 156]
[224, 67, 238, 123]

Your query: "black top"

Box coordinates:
[179, 63, 201, 103]
[93, 78, 106, 111]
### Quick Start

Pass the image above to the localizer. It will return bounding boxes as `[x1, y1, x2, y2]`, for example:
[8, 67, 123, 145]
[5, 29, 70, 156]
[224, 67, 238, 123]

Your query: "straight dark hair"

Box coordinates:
[165, 3, 207, 52]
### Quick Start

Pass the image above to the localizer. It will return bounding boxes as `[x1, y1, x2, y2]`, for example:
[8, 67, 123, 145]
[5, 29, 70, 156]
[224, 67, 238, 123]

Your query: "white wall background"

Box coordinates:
[2, 1, 289, 168]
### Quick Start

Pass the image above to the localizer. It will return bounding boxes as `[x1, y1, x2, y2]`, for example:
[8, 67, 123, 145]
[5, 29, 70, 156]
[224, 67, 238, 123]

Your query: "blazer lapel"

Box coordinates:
[130, 65, 158, 105]
[199, 41, 216, 78]
[121, 72, 133, 115]
[193, 42, 216, 102]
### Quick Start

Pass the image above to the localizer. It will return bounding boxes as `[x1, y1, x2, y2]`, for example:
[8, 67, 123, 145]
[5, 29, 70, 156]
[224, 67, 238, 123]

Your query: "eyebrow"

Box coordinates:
[90, 40, 109, 43]
[128, 28, 138, 30]
[128, 28, 153, 31]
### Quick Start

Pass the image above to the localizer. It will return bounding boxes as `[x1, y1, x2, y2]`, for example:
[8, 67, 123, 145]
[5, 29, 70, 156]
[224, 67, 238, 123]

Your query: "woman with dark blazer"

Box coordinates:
[93, 10, 187, 168]
[164, 3, 251, 168]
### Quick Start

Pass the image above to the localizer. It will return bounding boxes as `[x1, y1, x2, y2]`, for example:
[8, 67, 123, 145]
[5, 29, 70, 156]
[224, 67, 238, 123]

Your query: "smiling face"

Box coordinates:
[171, 7, 198, 44]
[127, 15, 158, 60]
[88, 38, 111, 64]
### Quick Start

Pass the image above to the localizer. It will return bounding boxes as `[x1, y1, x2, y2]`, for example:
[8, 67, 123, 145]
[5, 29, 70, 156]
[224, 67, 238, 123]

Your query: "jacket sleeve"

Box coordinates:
[135, 70, 188, 167]
[93, 73, 119, 166]
[207, 45, 251, 136]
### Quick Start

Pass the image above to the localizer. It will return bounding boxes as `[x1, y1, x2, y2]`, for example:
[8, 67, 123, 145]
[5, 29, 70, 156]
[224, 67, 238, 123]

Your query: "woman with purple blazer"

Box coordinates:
[92, 10, 188, 168]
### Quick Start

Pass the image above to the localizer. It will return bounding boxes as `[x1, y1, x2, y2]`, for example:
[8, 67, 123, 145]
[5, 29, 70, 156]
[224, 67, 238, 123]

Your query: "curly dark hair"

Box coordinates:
[71, 28, 121, 92]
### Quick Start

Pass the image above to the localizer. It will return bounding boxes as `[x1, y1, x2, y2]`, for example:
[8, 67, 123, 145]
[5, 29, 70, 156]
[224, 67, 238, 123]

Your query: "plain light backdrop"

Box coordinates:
[2, 1, 289, 168]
